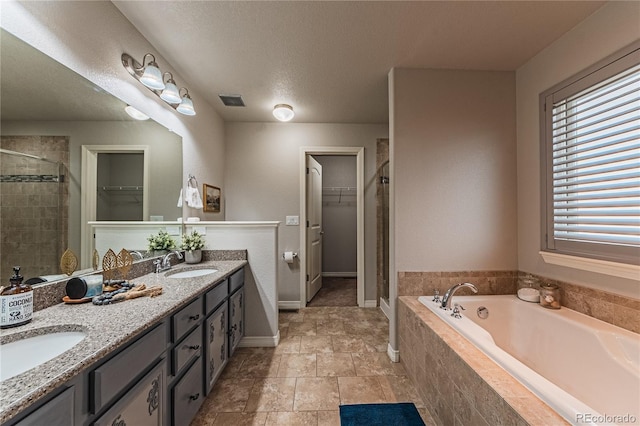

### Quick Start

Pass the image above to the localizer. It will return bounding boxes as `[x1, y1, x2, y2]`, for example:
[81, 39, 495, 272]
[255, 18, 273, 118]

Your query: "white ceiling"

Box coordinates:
[113, 1, 605, 124]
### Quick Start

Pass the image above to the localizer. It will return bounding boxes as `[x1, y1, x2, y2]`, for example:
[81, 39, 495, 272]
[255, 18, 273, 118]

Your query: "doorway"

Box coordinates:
[96, 153, 144, 221]
[299, 146, 365, 308]
[80, 145, 149, 267]
[307, 155, 358, 307]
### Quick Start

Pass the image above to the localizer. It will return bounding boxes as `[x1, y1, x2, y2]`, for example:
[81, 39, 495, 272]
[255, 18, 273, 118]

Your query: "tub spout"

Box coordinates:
[441, 282, 478, 310]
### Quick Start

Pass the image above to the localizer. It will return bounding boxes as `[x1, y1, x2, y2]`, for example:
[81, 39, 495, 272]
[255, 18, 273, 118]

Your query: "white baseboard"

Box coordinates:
[387, 343, 399, 363]
[278, 301, 302, 310]
[322, 272, 357, 277]
[363, 299, 377, 308]
[238, 330, 280, 348]
[379, 297, 391, 320]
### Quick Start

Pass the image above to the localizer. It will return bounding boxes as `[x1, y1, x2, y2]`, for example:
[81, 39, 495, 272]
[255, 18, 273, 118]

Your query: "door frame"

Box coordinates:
[80, 145, 149, 268]
[299, 146, 365, 307]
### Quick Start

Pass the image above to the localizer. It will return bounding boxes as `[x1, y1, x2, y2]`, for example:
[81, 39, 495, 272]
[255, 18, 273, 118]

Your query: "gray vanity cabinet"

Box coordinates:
[205, 302, 228, 394]
[228, 286, 244, 357]
[93, 360, 165, 426]
[15, 387, 75, 426]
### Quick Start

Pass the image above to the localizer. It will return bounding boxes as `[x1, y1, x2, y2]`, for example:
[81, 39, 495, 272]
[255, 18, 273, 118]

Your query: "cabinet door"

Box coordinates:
[228, 287, 244, 357]
[172, 357, 203, 426]
[205, 302, 228, 394]
[16, 387, 74, 426]
[92, 360, 165, 426]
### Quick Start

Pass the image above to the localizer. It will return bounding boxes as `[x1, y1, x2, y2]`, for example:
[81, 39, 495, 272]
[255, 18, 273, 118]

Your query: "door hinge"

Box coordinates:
[306, 274, 309, 282]
[306, 167, 309, 174]
[306, 220, 309, 228]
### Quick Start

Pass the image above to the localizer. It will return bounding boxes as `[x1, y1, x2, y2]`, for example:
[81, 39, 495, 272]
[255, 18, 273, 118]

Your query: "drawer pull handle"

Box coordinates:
[189, 314, 200, 321]
[189, 393, 200, 401]
[188, 344, 200, 350]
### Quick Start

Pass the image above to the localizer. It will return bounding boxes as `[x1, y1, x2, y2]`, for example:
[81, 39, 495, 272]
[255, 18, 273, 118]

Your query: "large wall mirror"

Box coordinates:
[0, 29, 183, 283]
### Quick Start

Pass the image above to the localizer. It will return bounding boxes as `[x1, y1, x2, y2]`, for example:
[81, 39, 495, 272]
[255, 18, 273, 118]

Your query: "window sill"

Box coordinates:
[539, 251, 640, 281]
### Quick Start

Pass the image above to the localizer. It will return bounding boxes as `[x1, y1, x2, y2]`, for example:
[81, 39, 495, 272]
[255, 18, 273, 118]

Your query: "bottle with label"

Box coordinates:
[0, 266, 34, 328]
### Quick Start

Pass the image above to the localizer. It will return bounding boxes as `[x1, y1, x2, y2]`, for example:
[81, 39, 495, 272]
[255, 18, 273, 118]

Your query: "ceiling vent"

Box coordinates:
[219, 94, 245, 107]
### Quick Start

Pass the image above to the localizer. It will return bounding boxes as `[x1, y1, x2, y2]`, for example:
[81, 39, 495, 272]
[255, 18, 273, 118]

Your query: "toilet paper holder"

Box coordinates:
[282, 252, 298, 262]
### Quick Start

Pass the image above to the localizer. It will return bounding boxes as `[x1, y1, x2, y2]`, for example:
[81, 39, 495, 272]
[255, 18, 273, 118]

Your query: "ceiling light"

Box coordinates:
[176, 88, 196, 116]
[122, 52, 196, 116]
[160, 72, 181, 104]
[124, 105, 149, 121]
[273, 104, 295, 122]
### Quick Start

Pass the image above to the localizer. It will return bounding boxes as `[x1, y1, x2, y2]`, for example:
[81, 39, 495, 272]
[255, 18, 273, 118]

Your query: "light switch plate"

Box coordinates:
[286, 215, 299, 226]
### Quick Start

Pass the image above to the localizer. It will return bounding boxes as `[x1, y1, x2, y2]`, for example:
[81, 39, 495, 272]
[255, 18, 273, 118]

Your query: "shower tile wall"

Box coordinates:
[1, 136, 69, 283]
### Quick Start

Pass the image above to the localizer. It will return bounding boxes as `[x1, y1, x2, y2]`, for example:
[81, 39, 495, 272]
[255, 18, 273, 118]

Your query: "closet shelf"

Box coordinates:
[99, 186, 143, 192]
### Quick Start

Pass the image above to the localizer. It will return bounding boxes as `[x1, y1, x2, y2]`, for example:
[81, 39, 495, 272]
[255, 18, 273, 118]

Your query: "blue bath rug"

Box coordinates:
[339, 403, 425, 425]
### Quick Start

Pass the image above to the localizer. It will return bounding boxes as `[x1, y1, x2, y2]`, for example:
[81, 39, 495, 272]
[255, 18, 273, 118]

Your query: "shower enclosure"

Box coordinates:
[0, 147, 66, 283]
[379, 161, 390, 303]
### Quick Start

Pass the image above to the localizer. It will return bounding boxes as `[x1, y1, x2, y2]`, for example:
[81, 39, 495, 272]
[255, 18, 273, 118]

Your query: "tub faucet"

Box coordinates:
[156, 250, 183, 273]
[441, 282, 478, 310]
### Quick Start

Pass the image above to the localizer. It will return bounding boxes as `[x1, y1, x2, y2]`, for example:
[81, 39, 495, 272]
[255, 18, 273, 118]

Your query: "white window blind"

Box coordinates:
[542, 43, 640, 265]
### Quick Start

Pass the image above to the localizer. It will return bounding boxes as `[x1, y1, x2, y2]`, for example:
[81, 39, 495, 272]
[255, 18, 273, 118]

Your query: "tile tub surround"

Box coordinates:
[398, 296, 568, 426]
[30, 249, 247, 312]
[398, 270, 640, 334]
[0, 259, 247, 424]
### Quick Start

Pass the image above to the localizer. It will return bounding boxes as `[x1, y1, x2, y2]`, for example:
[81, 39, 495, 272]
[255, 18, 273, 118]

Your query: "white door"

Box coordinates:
[306, 155, 323, 302]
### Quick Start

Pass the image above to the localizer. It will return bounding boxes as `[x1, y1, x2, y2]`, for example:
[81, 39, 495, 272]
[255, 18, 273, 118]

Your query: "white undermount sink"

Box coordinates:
[0, 331, 86, 382]
[166, 268, 218, 279]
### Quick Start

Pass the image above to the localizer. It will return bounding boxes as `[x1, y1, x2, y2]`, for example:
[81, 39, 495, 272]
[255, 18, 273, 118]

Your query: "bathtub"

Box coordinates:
[418, 295, 640, 426]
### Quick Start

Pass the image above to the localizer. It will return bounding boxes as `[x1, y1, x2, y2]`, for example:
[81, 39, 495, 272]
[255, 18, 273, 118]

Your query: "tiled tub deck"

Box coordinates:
[398, 296, 568, 426]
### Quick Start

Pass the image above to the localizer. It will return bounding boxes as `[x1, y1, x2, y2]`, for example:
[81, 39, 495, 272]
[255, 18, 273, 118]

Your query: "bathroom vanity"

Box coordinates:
[0, 260, 246, 426]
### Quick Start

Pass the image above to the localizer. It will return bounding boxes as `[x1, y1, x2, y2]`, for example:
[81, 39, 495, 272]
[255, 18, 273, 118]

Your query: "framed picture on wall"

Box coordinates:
[203, 184, 221, 213]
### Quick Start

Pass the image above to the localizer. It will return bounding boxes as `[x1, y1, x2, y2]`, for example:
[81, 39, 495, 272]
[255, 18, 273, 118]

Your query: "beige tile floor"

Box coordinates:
[191, 306, 435, 425]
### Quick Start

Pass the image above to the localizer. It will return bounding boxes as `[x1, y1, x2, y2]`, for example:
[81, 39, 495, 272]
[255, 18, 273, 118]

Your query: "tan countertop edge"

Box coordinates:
[399, 296, 569, 426]
[0, 260, 247, 424]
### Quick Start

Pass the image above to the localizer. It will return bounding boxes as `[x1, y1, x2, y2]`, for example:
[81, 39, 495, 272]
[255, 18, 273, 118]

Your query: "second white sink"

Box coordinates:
[166, 268, 218, 279]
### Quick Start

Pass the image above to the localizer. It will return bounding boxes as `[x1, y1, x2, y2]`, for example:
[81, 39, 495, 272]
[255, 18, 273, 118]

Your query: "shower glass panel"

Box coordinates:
[0, 149, 63, 283]
[381, 161, 390, 301]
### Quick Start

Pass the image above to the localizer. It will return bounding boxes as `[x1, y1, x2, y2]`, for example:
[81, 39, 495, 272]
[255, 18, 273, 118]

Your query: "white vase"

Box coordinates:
[185, 250, 202, 264]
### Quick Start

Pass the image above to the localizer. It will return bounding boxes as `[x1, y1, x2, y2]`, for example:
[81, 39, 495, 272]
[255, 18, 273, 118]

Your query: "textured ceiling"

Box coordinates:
[114, 1, 605, 124]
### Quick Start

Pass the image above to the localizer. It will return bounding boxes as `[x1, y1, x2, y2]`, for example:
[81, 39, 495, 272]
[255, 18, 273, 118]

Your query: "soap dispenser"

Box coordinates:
[0, 266, 33, 328]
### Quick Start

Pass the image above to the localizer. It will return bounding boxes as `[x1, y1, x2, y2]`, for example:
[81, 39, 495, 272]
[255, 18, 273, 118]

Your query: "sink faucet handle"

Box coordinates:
[153, 259, 162, 274]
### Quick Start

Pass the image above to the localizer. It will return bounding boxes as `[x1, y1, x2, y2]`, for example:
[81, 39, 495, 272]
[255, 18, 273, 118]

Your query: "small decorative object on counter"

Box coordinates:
[60, 248, 79, 276]
[102, 248, 118, 282]
[66, 275, 104, 300]
[116, 248, 134, 280]
[92, 282, 162, 305]
[0, 266, 33, 329]
[147, 230, 176, 252]
[540, 283, 561, 309]
[517, 276, 540, 303]
[181, 230, 205, 264]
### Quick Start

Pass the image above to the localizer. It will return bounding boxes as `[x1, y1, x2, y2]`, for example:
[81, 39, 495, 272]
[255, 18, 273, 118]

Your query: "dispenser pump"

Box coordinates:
[1, 265, 33, 328]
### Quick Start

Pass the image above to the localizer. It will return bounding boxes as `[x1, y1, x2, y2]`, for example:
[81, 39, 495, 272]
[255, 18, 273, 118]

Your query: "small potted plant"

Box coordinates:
[147, 230, 176, 256]
[181, 230, 205, 264]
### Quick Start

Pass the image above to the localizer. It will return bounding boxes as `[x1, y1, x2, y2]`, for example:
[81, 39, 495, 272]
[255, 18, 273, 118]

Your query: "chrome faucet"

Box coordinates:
[155, 250, 183, 273]
[440, 282, 478, 310]
[129, 250, 143, 261]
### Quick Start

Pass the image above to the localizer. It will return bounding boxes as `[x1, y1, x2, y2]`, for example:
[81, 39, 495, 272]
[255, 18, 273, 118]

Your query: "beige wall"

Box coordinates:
[516, 1, 640, 298]
[0, 1, 225, 221]
[224, 123, 388, 303]
[391, 68, 518, 272]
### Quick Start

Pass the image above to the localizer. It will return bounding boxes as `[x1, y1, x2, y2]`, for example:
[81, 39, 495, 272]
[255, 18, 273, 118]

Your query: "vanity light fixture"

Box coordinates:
[273, 104, 295, 122]
[124, 105, 150, 121]
[159, 72, 181, 104]
[122, 52, 196, 116]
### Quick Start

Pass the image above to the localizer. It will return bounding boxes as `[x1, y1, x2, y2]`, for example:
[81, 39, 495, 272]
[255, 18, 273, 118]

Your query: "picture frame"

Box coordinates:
[203, 184, 221, 213]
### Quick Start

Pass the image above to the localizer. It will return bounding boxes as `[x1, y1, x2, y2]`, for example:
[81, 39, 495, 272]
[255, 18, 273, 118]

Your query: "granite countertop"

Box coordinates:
[0, 259, 247, 424]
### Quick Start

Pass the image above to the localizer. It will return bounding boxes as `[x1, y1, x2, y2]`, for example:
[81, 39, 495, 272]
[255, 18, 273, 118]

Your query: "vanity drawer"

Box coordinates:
[205, 279, 228, 314]
[172, 324, 202, 376]
[172, 298, 202, 342]
[171, 358, 203, 426]
[229, 268, 244, 293]
[93, 359, 165, 426]
[91, 322, 167, 413]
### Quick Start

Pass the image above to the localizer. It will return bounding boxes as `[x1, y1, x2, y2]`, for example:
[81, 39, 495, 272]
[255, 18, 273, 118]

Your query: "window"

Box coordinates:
[540, 42, 640, 266]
